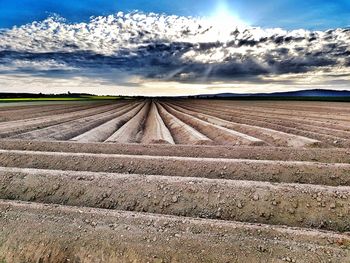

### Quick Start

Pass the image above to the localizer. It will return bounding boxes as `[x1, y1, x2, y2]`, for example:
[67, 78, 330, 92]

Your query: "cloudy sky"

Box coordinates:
[0, 0, 350, 96]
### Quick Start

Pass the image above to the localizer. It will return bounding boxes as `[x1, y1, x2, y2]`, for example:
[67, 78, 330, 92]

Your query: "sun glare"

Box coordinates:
[209, 0, 247, 29]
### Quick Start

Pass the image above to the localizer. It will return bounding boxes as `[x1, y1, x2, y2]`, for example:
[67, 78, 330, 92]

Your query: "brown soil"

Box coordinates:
[1, 139, 349, 163]
[0, 149, 349, 186]
[177, 100, 350, 147]
[142, 102, 175, 144]
[0, 200, 349, 263]
[0, 99, 349, 262]
[0, 167, 349, 231]
[72, 102, 143, 142]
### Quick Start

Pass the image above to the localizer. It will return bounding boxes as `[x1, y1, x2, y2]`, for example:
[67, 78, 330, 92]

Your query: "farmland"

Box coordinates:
[0, 99, 349, 262]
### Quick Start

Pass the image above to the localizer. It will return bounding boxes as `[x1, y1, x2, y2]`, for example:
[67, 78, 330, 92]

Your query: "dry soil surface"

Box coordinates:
[0, 99, 349, 263]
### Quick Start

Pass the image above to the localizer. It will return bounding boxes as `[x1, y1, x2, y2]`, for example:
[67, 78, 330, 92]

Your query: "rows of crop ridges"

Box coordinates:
[1, 99, 349, 147]
[0, 100, 349, 262]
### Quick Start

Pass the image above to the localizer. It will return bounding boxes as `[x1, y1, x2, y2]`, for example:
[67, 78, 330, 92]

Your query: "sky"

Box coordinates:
[0, 0, 350, 96]
[1, 0, 350, 30]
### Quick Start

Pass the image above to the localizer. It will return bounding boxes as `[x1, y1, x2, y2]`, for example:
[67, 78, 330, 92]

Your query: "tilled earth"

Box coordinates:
[0, 99, 349, 262]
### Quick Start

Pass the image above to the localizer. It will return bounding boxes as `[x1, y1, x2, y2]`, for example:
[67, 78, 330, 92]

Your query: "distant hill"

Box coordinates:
[194, 89, 350, 101]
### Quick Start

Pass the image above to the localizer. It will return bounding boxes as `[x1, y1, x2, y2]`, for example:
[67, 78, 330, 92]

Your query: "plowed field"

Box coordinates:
[0, 99, 349, 262]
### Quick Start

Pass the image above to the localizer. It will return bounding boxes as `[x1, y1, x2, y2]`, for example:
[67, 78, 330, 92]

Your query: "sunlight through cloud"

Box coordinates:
[0, 11, 349, 96]
[209, 1, 248, 27]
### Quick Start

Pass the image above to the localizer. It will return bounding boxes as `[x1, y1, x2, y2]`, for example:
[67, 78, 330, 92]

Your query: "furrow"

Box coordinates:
[0, 200, 349, 263]
[194, 100, 350, 123]
[0, 167, 349, 231]
[157, 103, 213, 145]
[162, 103, 264, 146]
[71, 102, 144, 142]
[106, 102, 150, 143]
[1, 139, 350, 163]
[0, 102, 128, 138]
[9, 103, 138, 141]
[169, 102, 320, 147]
[0, 150, 349, 186]
[183, 103, 347, 147]
[188, 101, 350, 135]
[0, 102, 107, 122]
[234, 101, 350, 114]
[141, 102, 175, 144]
